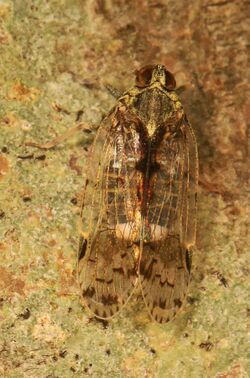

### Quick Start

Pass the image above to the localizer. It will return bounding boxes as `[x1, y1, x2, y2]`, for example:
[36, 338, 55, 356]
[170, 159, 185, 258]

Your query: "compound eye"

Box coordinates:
[164, 69, 176, 90]
[135, 65, 155, 87]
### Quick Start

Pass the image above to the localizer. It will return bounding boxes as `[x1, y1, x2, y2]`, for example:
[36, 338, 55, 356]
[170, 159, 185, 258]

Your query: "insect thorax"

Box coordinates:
[118, 85, 183, 139]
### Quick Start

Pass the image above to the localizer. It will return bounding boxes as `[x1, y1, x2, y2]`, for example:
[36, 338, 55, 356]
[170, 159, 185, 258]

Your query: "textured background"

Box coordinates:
[0, 1, 249, 377]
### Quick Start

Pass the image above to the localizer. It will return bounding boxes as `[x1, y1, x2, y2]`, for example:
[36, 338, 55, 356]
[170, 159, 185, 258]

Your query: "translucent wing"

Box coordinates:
[139, 116, 198, 323]
[78, 114, 140, 319]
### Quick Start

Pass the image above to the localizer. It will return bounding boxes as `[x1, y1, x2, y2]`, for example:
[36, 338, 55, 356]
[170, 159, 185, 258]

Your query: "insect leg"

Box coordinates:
[25, 123, 93, 150]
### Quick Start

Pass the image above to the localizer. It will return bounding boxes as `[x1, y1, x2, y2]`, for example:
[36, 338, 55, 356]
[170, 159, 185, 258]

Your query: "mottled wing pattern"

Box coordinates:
[78, 117, 139, 319]
[140, 117, 198, 323]
[78, 231, 137, 319]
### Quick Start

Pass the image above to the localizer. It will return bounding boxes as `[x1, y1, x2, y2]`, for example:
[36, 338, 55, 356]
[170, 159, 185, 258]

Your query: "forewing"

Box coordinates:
[140, 117, 198, 323]
[78, 231, 137, 319]
[78, 116, 139, 319]
[180, 117, 198, 248]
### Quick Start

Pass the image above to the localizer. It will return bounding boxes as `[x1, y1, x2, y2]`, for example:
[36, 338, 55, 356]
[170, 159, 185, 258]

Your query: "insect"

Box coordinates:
[78, 64, 198, 323]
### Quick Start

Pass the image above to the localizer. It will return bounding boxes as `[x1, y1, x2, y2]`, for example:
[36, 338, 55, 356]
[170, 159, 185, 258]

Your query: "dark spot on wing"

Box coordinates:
[141, 258, 157, 279]
[185, 249, 192, 273]
[112, 267, 124, 275]
[174, 298, 182, 308]
[96, 278, 105, 283]
[159, 299, 166, 309]
[82, 286, 95, 298]
[167, 281, 175, 288]
[78, 238, 87, 260]
[102, 294, 118, 305]
[160, 279, 174, 288]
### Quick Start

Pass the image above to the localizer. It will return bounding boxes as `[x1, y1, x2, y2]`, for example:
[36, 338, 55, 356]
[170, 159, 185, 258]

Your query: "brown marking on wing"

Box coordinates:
[78, 231, 138, 319]
[140, 239, 191, 323]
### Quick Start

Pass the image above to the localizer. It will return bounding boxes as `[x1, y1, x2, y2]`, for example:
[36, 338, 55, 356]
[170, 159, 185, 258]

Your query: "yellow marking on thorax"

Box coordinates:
[147, 120, 157, 137]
